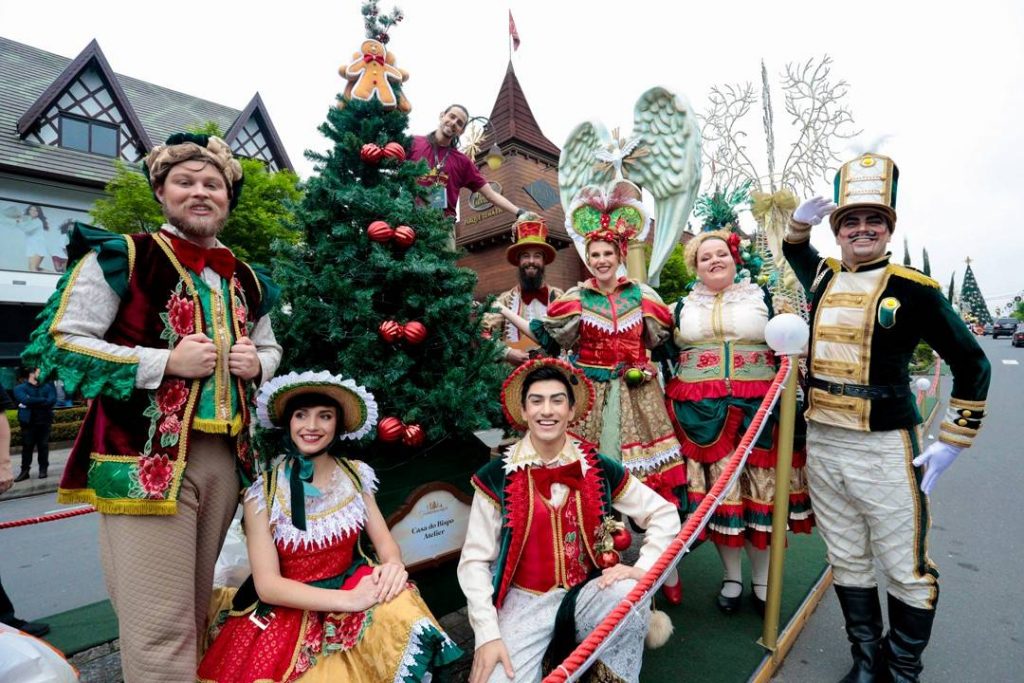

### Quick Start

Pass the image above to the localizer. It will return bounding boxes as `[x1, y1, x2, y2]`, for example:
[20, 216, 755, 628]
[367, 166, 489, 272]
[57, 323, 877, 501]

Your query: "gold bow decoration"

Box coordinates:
[750, 189, 798, 222]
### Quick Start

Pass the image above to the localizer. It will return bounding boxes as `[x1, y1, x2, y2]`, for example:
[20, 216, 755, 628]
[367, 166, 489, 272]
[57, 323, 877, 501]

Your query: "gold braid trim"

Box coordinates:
[949, 397, 988, 410]
[887, 264, 940, 289]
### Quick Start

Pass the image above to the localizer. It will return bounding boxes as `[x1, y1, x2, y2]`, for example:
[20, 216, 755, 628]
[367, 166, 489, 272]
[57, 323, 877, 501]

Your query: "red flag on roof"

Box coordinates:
[509, 10, 521, 51]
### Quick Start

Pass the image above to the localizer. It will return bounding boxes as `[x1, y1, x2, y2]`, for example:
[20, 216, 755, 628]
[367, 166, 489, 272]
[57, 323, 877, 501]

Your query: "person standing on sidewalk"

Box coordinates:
[21, 133, 282, 682]
[0, 383, 50, 636]
[12, 368, 56, 481]
[784, 153, 990, 682]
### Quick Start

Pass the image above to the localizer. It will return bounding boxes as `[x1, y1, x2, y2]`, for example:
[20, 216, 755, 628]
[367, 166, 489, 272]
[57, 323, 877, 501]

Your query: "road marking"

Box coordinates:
[1002, 359, 1019, 365]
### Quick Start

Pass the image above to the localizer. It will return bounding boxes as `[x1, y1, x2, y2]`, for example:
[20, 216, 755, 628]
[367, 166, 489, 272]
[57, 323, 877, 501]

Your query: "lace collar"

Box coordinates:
[502, 434, 591, 475]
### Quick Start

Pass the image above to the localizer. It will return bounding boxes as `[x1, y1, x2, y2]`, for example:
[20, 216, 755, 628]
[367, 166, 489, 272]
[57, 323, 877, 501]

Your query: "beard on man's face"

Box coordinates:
[165, 210, 227, 239]
[519, 264, 545, 291]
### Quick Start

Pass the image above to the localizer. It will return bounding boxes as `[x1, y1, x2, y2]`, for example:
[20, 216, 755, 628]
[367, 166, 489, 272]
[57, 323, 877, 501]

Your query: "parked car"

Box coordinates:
[983, 323, 992, 335]
[992, 317, 1018, 339]
[1013, 323, 1024, 348]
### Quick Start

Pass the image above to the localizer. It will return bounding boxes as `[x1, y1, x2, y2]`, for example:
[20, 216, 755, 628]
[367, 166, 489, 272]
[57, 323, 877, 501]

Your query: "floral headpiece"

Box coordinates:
[567, 182, 649, 256]
[684, 229, 764, 284]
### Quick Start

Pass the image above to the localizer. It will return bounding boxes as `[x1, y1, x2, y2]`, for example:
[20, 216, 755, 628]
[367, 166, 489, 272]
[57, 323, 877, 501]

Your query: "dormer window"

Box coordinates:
[59, 113, 118, 157]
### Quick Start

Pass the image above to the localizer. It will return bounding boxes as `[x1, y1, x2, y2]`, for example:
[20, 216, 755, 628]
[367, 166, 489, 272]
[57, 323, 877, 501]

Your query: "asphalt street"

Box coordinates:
[775, 335, 1024, 682]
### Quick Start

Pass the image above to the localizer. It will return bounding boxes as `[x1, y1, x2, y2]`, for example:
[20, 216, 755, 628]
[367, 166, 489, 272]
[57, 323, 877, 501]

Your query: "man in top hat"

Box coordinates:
[22, 133, 282, 681]
[458, 358, 680, 682]
[784, 153, 990, 682]
[482, 211, 564, 365]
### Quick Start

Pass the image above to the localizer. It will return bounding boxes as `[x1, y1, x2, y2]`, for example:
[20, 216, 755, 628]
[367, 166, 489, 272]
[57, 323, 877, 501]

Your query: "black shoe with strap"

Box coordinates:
[884, 593, 936, 683]
[751, 582, 767, 617]
[716, 579, 743, 614]
[835, 585, 888, 683]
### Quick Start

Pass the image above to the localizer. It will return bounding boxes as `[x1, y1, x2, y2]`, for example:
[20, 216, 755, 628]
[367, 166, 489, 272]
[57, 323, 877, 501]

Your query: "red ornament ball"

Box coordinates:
[402, 321, 427, 345]
[393, 225, 416, 248]
[382, 141, 407, 161]
[377, 416, 405, 442]
[595, 549, 621, 569]
[611, 527, 632, 552]
[378, 320, 403, 344]
[402, 423, 425, 448]
[360, 143, 384, 164]
[367, 220, 394, 243]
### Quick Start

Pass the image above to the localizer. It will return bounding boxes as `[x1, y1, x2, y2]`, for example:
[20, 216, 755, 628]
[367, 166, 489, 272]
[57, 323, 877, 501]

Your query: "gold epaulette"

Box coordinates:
[887, 264, 940, 289]
[824, 257, 841, 273]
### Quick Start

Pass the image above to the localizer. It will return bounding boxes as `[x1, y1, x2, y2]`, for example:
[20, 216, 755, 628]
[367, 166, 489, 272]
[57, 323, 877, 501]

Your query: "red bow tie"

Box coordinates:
[520, 286, 549, 306]
[363, 54, 385, 65]
[163, 232, 236, 279]
[532, 460, 584, 499]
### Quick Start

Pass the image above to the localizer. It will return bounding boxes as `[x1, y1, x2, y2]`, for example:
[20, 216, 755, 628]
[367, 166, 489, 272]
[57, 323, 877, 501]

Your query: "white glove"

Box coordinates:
[792, 196, 837, 226]
[911, 442, 963, 495]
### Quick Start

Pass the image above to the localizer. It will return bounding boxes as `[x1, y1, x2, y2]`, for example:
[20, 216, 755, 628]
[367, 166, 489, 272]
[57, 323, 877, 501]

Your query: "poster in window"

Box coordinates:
[0, 198, 91, 274]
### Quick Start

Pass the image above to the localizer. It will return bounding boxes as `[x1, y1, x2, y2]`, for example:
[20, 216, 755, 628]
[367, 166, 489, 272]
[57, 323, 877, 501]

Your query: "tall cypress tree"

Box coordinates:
[947, 272, 956, 303]
[271, 10, 505, 458]
[921, 248, 931, 277]
[903, 236, 911, 267]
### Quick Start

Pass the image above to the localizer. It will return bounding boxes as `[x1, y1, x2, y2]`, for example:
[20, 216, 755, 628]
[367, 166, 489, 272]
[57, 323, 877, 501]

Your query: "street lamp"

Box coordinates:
[460, 116, 504, 170]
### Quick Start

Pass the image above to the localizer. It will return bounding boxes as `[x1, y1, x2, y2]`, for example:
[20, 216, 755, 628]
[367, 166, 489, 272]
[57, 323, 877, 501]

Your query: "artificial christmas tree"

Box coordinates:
[270, 6, 505, 463]
[958, 258, 992, 326]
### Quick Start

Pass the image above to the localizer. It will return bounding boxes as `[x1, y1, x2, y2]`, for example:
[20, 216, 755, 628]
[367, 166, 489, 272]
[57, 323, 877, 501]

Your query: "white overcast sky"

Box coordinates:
[2, 1, 1022, 310]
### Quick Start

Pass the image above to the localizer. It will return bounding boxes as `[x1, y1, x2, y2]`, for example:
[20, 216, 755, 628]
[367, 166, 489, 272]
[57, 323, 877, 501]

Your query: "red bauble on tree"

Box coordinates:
[382, 141, 406, 161]
[367, 220, 394, 243]
[377, 416, 405, 442]
[402, 423, 425, 447]
[402, 321, 427, 345]
[378, 320, 403, 344]
[360, 143, 384, 164]
[393, 225, 416, 248]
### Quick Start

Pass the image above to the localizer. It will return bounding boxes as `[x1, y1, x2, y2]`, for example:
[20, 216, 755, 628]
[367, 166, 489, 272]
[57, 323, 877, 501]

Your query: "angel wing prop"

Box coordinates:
[558, 88, 701, 285]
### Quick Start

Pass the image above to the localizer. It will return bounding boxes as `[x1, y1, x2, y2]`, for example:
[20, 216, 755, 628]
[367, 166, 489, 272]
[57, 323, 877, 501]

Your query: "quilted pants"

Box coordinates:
[99, 433, 239, 682]
[805, 423, 938, 610]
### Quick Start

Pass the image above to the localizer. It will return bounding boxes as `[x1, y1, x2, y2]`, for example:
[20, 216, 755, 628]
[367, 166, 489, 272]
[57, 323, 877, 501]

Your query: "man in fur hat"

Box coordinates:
[22, 133, 282, 681]
[482, 212, 563, 365]
[458, 359, 679, 682]
[784, 153, 990, 682]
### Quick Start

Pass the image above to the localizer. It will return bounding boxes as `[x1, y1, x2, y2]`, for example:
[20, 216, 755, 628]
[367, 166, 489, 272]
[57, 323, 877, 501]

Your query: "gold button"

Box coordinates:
[957, 419, 968, 426]
[962, 410, 972, 417]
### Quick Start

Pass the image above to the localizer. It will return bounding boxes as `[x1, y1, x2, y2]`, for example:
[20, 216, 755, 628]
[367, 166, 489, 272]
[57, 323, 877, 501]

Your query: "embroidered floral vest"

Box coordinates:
[575, 282, 648, 370]
[60, 233, 264, 515]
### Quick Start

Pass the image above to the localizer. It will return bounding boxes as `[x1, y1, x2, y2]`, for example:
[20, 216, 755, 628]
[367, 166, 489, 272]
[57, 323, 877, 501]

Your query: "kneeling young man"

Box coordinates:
[458, 359, 680, 682]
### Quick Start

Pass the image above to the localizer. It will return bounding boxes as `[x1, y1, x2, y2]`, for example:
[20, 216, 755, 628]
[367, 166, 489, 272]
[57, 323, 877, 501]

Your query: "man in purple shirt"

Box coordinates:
[409, 104, 522, 220]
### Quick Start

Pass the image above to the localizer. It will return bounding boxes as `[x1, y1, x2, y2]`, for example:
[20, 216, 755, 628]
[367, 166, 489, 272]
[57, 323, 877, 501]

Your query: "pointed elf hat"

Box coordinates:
[255, 370, 378, 439]
[500, 358, 595, 432]
[506, 211, 557, 265]
[830, 153, 899, 233]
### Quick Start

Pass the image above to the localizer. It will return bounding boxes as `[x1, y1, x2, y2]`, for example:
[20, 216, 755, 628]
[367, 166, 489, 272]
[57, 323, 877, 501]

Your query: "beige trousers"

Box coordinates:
[805, 423, 938, 609]
[99, 432, 240, 682]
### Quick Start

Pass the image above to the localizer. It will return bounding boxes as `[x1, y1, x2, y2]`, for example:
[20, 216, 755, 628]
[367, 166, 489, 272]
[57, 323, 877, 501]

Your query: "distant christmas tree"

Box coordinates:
[921, 248, 931, 277]
[271, 4, 505, 457]
[958, 259, 992, 325]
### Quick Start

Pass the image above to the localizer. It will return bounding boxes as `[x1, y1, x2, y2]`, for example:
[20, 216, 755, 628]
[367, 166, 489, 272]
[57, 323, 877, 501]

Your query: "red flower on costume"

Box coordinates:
[733, 354, 747, 369]
[334, 610, 367, 650]
[750, 352, 762, 364]
[138, 455, 173, 497]
[156, 380, 189, 414]
[166, 294, 195, 336]
[158, 414, 182, 435]
[696, 351, 720, 369]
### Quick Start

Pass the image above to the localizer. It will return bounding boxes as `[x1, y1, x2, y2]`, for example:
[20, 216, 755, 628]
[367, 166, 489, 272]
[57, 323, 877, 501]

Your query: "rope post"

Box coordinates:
[759, 313, 809, 652]
[626, 240, 647, 283]
[758, 358, 797, 651]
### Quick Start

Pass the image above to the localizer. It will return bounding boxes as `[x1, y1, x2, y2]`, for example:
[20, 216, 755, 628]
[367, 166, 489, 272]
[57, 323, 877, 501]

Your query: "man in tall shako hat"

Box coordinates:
[784, 153, 990, 682]
[458, 358, 680, 682]
[22, 133, 282, 681]
[482, 212, 564, 365]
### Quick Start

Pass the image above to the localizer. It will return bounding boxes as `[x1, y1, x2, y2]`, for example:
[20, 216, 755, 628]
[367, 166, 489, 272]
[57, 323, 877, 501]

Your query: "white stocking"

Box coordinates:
[746, 541, 770, 601]
[717, 544, 743, 598]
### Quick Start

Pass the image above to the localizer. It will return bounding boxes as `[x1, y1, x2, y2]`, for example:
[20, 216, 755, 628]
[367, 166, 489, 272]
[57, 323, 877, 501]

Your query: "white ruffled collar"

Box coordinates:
[685, 280, 763, 308]
[502, 434, 591, 474]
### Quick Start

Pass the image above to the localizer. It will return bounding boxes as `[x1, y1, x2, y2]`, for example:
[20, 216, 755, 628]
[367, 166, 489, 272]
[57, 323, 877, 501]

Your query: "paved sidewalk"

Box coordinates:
[0, 443, 71, 502]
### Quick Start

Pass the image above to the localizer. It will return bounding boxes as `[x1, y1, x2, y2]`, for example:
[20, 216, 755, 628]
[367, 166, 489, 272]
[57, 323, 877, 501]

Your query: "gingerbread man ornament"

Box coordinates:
[339, 39, 411, 112]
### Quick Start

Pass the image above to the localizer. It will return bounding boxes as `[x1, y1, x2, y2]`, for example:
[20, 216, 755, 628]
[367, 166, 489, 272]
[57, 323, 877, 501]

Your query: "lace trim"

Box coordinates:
[393, 618, 458, 682]
[246, 461, 371, 550]
[684, 281, 763, 309]
[502, 437, 591, 474]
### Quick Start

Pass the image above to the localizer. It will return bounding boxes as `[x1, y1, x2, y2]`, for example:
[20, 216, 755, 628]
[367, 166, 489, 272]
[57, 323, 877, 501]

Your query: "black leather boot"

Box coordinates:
[834, 585, 887, 683]
[884, 593, 936, 682]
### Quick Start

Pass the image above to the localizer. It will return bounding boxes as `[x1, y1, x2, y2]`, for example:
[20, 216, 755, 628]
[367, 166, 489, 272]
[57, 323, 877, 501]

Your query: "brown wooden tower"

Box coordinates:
[455, 63, 586, 297]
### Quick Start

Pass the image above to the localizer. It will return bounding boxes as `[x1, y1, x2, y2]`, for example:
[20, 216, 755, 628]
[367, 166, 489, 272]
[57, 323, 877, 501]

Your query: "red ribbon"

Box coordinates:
[163, 232, 236, 278]
[532, 460, 585, 499]
[363, 54, 385, 65]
